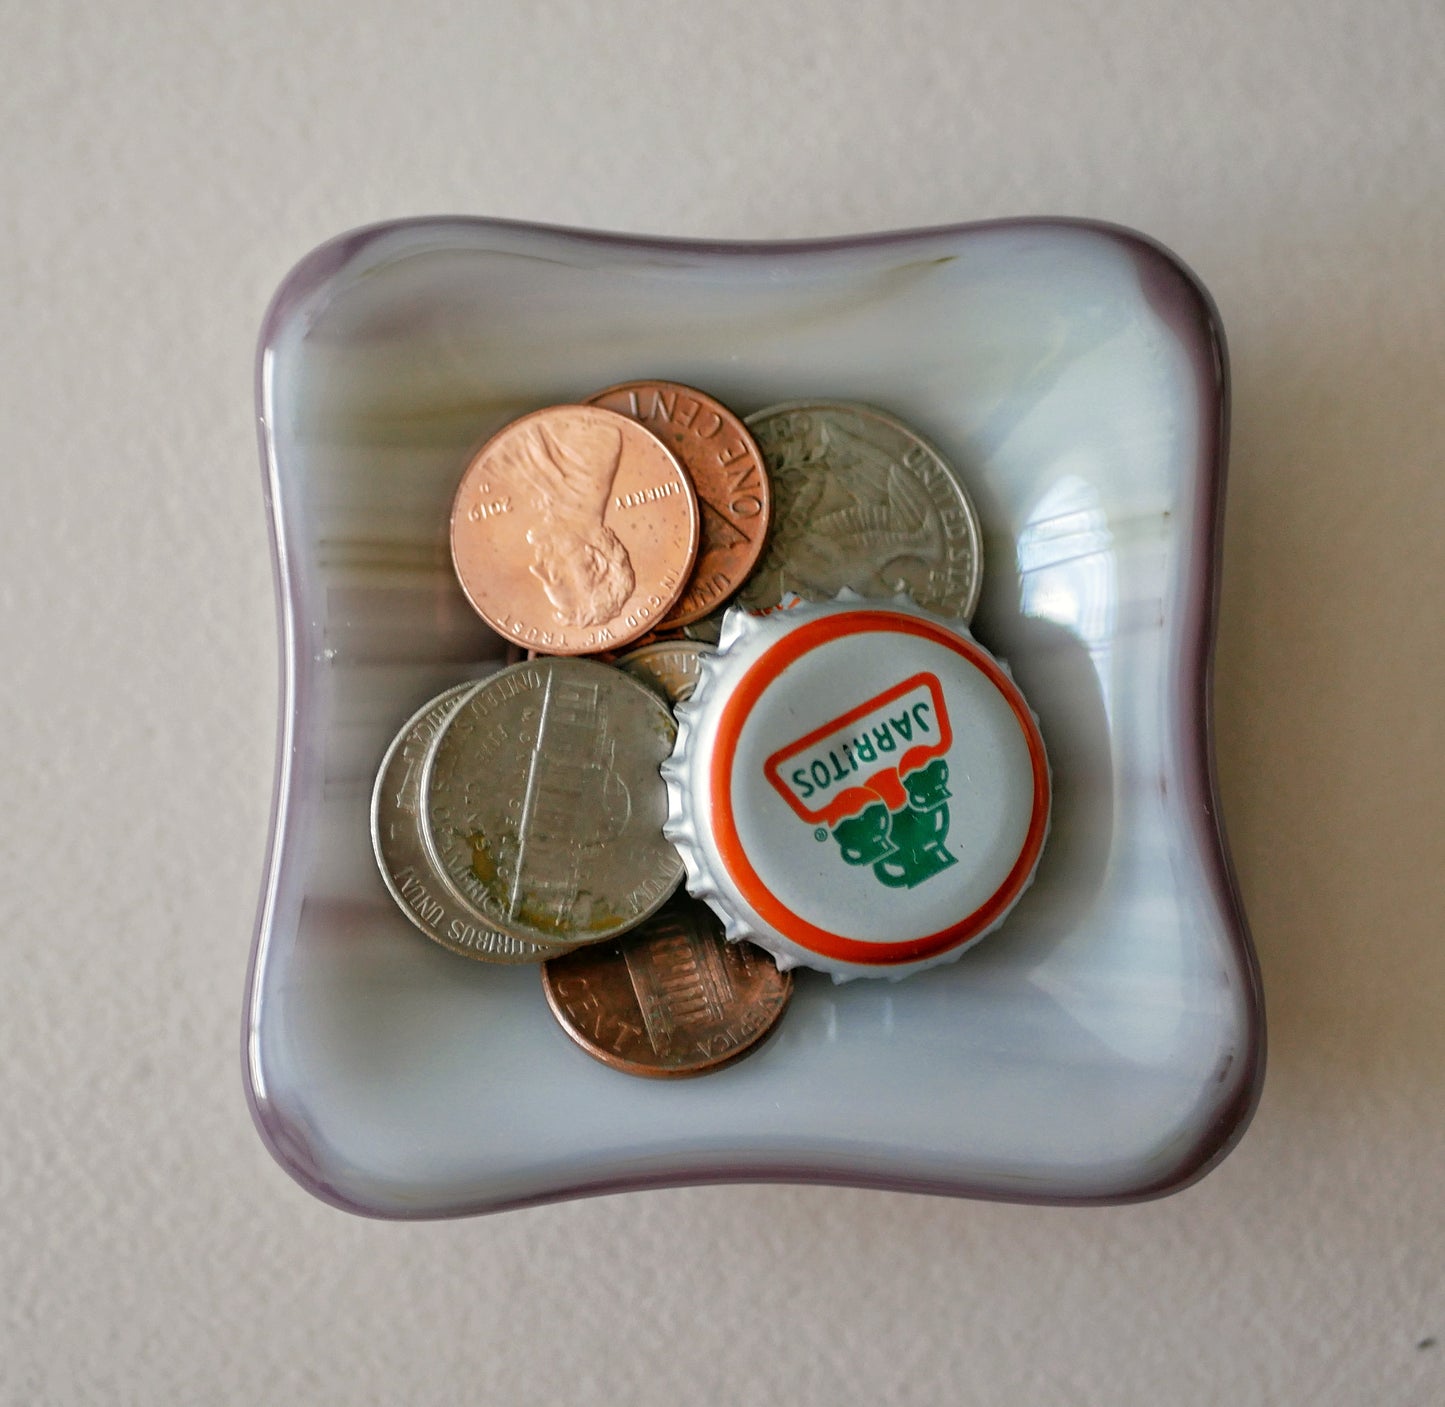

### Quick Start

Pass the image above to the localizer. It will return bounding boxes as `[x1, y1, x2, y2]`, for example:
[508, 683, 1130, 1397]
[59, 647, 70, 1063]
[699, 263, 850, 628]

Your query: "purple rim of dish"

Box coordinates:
[245, 216, 1264, 1217]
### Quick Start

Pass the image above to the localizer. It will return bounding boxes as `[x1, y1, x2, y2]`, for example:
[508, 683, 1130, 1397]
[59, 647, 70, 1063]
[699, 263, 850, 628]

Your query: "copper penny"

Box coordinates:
[585, 381, 770, 628]
[541, 898, 793, 1078]
[451, 405, 700, 655]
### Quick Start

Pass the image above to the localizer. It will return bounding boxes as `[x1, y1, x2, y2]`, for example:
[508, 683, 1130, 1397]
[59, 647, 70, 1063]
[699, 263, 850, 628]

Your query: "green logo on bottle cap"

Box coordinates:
[763, 673, 958, 890]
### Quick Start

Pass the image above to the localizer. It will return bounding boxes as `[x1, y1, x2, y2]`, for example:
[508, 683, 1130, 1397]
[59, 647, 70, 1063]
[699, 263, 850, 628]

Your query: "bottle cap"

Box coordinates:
[662, 596, 1050, 981]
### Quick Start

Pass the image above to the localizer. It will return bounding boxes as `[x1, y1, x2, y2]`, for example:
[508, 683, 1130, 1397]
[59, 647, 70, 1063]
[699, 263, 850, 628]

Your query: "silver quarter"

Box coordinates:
[617, 640, 714, 706]
[371, 684, 569, 963]
[422, 658, 684, 948]
[739, 401, 983, 621]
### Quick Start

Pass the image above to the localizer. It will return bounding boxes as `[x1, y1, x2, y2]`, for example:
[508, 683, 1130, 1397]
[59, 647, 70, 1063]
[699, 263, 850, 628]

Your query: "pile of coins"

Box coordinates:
[371, 382, 985, 1077]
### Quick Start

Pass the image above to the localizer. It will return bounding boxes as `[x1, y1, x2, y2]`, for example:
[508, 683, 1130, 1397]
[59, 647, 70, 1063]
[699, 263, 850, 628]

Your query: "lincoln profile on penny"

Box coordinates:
[498, 416, 636, 628]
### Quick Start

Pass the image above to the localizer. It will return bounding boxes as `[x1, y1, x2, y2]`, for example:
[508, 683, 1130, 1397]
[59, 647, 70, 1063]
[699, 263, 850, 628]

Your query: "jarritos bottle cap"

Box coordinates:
[662, 595, 1050, 981]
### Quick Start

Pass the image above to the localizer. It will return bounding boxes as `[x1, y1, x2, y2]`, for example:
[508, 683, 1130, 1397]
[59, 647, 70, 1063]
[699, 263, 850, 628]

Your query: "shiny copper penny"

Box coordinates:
[451, 405, 700, 655]
[585, 381, 770, 628]
[541, 898, 793, 1078]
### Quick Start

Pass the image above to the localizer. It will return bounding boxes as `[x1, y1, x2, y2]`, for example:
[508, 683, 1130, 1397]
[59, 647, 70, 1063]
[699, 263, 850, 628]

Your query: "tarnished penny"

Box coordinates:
[739, 401, 984, 621]
[617, 640, 714, 705]
[541, 898, 793, 1078]
[451, 405, 700, 655]
[421, 657, 684, 947]
[370, 684, 571, 963]
[585, 381, 770, 628]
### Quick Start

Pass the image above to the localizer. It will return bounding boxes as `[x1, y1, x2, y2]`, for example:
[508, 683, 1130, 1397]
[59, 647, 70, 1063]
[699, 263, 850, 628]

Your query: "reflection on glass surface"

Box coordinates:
[1017, 472, 1116, 715]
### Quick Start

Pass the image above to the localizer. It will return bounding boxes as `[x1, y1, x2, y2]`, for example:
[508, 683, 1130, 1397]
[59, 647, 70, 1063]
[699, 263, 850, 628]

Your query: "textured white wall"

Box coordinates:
[1, 1, 1441, 1402]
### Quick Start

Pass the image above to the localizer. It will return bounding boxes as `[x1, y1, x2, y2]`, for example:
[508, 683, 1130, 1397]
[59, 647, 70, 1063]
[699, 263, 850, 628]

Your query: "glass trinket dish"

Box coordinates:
[247, 215, 1263, 1217]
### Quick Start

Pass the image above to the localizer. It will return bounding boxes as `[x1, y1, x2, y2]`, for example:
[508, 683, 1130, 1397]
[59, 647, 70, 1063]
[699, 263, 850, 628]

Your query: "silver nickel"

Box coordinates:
[739, 401, 983, 621]
[422, 658, 684, 948]
[618, 640, 715, 706]
[371, 684, 571, 963]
